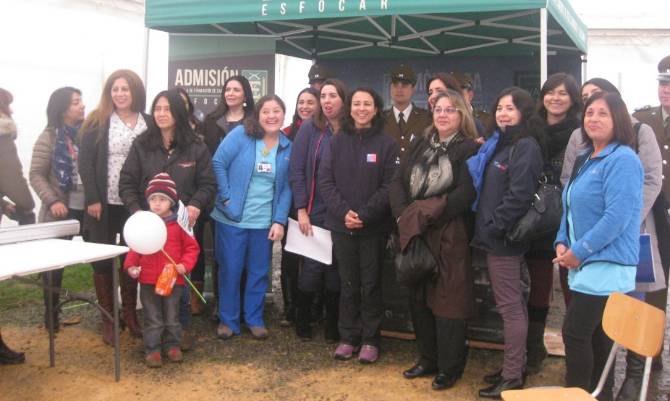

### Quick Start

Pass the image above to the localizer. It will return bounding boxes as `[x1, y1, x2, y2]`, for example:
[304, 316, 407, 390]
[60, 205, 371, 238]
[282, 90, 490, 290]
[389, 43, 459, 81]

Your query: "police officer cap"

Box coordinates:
[390, 64, 417, 85]
[658, 55, 670, 82]
[450, 71, 474, 90]
[308, 64, 331, 84]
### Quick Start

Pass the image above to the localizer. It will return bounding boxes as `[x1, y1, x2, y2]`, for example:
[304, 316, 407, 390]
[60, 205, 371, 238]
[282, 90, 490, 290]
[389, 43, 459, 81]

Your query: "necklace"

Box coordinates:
[262, 147, 270, 157]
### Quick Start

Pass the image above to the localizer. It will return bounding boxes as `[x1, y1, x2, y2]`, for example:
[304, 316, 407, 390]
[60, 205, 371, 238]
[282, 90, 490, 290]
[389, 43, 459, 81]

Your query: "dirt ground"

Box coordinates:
[1, 264, 668, 401]
[0, 300, 571, 401]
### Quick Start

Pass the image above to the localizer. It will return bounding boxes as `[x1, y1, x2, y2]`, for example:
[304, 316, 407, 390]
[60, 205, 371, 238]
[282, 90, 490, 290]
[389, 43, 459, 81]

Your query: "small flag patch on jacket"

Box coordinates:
[366, 153, 377, 163]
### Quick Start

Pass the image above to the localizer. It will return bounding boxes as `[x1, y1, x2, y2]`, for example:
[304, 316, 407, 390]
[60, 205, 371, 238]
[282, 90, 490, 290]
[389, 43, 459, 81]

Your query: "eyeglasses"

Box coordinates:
[433, 106, 460, 115]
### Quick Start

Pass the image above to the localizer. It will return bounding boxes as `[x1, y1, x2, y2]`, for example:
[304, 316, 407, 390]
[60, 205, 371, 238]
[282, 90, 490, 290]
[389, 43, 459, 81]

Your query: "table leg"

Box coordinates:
[112, 257, 120, 382]
[47, 270, 55, 367]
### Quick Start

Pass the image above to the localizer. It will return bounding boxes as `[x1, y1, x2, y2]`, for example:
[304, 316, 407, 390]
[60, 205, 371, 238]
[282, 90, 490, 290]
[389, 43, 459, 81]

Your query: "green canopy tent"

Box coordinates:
[145, 0, 587, 84]
[145, 0, 587, 342]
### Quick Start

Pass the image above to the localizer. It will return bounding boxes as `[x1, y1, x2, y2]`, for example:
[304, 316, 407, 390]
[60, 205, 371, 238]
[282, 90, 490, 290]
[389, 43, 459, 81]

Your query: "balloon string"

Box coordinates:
[160, 249, 207, 304]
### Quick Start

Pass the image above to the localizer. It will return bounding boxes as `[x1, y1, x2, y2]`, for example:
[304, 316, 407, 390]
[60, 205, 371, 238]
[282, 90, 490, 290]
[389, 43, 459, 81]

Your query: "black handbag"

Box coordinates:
[394, 235, 438, 285]
[506, 177, 562, 243]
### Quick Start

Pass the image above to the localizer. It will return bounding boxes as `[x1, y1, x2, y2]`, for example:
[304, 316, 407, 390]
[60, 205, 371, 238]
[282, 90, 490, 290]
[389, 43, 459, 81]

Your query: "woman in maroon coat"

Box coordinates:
[390, 90, 478, 391]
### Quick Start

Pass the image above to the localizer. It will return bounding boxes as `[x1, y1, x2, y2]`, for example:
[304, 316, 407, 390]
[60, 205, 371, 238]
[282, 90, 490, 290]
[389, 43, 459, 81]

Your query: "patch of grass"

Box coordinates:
[0, 264, 93, 310]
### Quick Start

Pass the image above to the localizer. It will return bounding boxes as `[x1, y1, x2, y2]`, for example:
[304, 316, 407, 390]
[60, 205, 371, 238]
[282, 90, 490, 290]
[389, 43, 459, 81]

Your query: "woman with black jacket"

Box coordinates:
[390, 90, 478, 391]
[319, 87, 398, 364]
[78, 69, 150, 344]
[119, 89, 216, 347]
[201, 75, 255, 156]
[469, 87, 544, 398]
[525, 73, 582, 374]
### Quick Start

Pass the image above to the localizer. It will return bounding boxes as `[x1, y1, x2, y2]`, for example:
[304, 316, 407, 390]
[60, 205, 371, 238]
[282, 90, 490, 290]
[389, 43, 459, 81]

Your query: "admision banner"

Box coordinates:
[168, 35, 276, 117]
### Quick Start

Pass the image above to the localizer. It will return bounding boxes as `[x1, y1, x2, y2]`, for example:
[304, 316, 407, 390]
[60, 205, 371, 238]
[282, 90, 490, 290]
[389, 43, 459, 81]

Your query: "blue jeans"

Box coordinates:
[140, 284, 183, 354]
[215, 222, 272, 334]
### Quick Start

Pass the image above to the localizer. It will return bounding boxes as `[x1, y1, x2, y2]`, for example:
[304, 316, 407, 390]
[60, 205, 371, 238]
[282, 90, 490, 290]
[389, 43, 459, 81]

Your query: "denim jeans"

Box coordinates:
[140, 284, 183, 354]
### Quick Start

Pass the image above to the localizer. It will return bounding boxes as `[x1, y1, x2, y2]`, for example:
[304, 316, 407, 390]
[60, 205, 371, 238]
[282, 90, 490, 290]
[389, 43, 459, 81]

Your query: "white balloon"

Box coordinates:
[123, 211, 167, 255]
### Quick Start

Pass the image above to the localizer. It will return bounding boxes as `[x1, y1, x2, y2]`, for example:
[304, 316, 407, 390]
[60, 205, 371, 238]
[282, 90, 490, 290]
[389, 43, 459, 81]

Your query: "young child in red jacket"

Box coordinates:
[124, 173, 200, 367]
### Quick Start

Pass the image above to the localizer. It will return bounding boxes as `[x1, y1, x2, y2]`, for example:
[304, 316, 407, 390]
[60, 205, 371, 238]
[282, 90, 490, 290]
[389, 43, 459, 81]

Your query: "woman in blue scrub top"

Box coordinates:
[211, 94, 292, 340]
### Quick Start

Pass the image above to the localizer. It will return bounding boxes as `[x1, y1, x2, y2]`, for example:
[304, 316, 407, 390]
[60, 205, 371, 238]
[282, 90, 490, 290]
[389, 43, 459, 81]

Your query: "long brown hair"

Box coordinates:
[80, 69, 146, 134]
[314, 79, 348, 132]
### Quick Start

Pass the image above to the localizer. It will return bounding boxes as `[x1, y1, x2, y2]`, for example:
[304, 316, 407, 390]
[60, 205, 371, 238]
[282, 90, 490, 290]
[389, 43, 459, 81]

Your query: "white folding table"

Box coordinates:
[2, 237, 128, 381]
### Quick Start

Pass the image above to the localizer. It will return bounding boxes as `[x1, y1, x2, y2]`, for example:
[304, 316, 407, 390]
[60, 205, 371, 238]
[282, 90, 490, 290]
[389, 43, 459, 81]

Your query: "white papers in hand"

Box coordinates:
[284, 218, 332, 265]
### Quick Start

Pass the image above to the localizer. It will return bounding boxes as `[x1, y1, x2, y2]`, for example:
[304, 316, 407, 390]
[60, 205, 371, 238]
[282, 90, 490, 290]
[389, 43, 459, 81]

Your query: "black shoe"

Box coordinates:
[432, 373, 460, 390]
[478, 378, 523, 399]
[403, 364, 438, 379]
[483, 369, 502, 385]
[484, 369, 527, 385]
[0, 348, 25, 365]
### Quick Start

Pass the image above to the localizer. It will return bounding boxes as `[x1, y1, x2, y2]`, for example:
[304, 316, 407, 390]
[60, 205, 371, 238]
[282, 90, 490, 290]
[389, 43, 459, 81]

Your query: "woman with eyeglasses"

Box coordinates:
[390, 90, 478, 391]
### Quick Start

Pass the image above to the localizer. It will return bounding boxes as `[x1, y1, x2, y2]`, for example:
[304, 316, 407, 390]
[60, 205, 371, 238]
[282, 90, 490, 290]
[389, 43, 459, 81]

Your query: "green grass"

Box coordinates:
[0, 264, 93, 311]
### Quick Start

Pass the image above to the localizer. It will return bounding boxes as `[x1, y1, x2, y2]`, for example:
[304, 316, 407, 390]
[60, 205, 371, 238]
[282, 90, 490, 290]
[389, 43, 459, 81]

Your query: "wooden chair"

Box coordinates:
[502, 292, 665, 401]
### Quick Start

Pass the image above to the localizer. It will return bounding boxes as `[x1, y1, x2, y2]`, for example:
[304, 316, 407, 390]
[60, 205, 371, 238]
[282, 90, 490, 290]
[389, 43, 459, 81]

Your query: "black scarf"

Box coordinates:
[544, 116, 579, 160]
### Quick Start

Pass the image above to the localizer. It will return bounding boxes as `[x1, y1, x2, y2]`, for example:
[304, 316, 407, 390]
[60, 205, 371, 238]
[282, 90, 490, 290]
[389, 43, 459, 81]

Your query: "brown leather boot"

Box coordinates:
[93, 273, 114, 346]
[190, 281, 205, 315]
[120, 270, 142, 338]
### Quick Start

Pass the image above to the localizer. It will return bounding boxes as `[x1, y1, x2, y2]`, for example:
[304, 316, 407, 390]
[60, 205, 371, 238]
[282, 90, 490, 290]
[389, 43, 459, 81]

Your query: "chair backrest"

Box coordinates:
[602, 292, 665, 357]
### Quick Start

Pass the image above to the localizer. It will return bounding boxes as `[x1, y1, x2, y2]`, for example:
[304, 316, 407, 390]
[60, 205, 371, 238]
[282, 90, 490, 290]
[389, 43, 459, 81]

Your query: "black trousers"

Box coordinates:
[190, 213, 215, 283]
[42, 209, 85, 315]
[91, 205, 129, 274]
[332, 231, 385, 347]
[562, 291, 614, 401]
[409, 286, 467, 376]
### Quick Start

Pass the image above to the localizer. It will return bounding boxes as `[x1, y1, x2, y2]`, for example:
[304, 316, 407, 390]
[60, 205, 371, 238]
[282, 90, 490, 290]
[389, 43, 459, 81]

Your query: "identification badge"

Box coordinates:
[257, 162, 273, 173]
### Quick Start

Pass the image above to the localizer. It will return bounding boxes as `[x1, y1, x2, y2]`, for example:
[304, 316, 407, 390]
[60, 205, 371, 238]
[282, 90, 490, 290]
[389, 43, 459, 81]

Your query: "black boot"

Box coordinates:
[324, 290, 340, 344]
[615, 351, 645, 401]
[42, 269, 64, 333]
[0, 329, 25, 365]
[295, 290, 314, 341]
[526, 306, 549, 375]
[434, 317, 467, 388]
[280, 250, 299, 327]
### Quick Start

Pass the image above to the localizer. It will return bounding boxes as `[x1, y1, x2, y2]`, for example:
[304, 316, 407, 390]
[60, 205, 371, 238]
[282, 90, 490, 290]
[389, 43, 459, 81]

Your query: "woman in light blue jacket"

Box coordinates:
[211, 94, 292, 340]
[554, 91, 643, 399]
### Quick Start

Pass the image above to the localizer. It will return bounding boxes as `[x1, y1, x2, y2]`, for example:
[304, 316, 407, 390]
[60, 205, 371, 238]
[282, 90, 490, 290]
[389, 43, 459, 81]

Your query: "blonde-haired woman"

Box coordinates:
[79, 69, 151, 344]
[390, 90, 478, 390]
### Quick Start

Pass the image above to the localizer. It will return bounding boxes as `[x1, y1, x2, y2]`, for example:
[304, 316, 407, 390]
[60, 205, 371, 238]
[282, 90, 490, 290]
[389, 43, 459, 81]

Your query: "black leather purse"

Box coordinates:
[394, 235, 438, 285]
[506, 176, 562, 243]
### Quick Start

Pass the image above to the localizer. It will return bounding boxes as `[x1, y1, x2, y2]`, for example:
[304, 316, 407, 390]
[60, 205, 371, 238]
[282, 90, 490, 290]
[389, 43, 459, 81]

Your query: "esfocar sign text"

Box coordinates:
[260, 0, 390, 17]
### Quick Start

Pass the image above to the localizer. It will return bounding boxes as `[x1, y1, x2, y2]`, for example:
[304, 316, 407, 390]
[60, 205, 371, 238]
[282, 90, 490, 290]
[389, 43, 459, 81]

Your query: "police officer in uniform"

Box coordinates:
[633, 54, 670, 370]
[308, 64, 331, 92]
[450, 71, 490, 138]
[383, 64, 432, 155]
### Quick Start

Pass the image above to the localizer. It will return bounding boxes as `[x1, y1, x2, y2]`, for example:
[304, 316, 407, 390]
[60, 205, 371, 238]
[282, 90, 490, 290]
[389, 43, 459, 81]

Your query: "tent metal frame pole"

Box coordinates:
[540, 7, 548, 87]
[142, 28, 150, 88]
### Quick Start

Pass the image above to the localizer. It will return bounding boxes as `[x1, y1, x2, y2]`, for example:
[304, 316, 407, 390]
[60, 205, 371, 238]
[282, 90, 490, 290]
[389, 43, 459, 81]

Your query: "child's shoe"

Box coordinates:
[145, 351, 162, 368]
[167, 347, 183, 363]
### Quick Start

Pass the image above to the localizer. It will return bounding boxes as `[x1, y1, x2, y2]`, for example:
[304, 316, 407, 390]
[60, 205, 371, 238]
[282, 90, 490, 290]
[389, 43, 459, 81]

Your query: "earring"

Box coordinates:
[243, 102, 247, 108]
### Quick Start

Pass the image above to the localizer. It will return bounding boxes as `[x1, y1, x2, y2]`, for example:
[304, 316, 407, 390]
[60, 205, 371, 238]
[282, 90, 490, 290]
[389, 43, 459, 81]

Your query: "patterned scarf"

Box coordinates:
[408, 132, 458, 200]
[52, 125, 79, 192]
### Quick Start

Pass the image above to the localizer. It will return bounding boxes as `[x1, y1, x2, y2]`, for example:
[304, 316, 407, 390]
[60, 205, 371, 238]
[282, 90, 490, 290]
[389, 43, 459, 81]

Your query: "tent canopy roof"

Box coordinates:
[145, 0, 587, 59]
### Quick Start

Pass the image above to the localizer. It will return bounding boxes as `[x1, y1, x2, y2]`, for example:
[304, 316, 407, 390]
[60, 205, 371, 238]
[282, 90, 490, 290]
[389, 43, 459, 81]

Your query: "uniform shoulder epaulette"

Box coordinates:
[634, 105, 652, 113]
